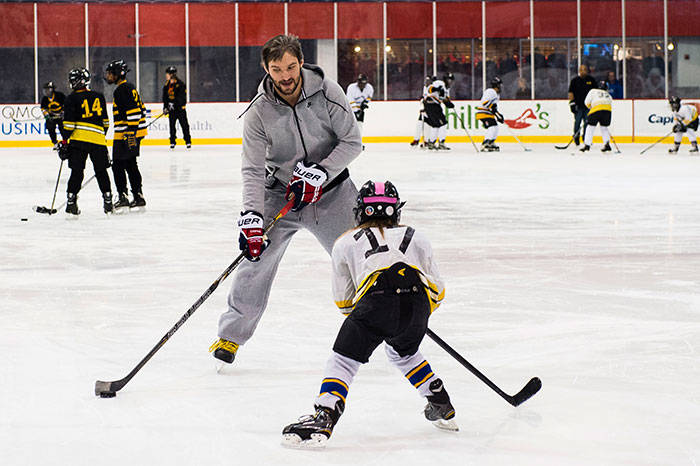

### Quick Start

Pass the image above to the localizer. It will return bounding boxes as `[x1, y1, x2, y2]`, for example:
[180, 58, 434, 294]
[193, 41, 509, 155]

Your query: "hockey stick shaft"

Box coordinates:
[640, 130, 673, 154]
[456, 113, 481, 153]
[426, 328, 541, 407]
[555, 128, 581, 150]
[609, 134, 622, 153]
[49, 160, 64, 213]
[145, 112, 165, 129]
[95, 199, 295, 396]
[34, 172, 96, 214]
[503, 124, 531, 152]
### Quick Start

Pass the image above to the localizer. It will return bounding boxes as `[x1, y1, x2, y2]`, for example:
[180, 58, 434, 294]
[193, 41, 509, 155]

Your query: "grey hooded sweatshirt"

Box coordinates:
[240, 64, 362, 214]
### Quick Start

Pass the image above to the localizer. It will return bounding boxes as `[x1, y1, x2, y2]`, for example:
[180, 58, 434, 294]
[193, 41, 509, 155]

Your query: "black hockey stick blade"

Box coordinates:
[33, 205, 57, 214]
[510, 377, 542, 406]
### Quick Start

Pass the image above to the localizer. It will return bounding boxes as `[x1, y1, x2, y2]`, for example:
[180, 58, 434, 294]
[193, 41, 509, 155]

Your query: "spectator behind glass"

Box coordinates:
[643, 68, 665, 98]
[515, 77, 530, 99]
[606, 71, 623, 99]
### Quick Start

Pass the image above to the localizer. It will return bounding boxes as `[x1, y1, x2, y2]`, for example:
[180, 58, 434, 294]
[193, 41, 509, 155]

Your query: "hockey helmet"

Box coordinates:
[166, 66, 177, 75]
[105, 60, 129, 79]
[669, 95, 681, 112]
[68, 68, 90, 90]
[443, 72, 455, 85]
[424, 75, 433, 85]
[354, 180, 405, 226]
[490, 76, 503, 90]
[357, 73, 368, 84]
[598, 80, 608, 90]
[42, 81, 56, 96]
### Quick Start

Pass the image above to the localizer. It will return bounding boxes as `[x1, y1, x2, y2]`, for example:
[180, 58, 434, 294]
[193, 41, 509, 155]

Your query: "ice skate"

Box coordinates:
[669, 143, 680, 154]
[209, 338, 239, 371]
[580, 144, 591, 153]
[690, 143, 698, 154]
[113, 193, 130, 213]
[103, 192, 113, 214]
[170, 143, 175, 150]
[129, 192, 147, 211]
[410, 139, 420, 147]
[424, 379, 458, 432]
[601, 142, 612, 153]
[437, 140, 451, 150]
[425, 140, 437, 150]
[65, 193, 80, 216]
[282, 400, 344, 449]
[52, 142, 60, 151]
[186, 143, 192, 150]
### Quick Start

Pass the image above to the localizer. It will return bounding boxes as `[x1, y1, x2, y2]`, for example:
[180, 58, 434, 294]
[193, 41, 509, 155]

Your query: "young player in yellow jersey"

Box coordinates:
[580, 81, 613, 153]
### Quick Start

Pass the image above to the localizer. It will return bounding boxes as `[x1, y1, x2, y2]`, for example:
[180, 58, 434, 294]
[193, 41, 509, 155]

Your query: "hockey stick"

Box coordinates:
[503, 124, 532, 152]
[640, 130, 673, 155]
[426, 328, 542, 407]
[455, 114, 481, 153]
[32, 160, 64, 215]
[555, 129, 581, 150]
[609, 134, 622, 154]
[34, 173, 96, 215]
[145, 112, 166, 129]
[95, 198, 296, 397]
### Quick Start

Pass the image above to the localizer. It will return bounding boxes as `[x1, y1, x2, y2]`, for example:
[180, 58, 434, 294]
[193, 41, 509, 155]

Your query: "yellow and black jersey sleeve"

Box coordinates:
[63, 90, 108, 146]
[113, 80, 147, 140]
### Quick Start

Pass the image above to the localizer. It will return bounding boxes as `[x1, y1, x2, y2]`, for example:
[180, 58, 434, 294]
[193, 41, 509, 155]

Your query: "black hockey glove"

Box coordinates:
[673, 122, 686, 133]
[494, 111, 505, 124]
[569, 100, 577, 114]
[238, 210, 269, 262]
[57, 140, 70, 160]
[126, 132, 137, 150]
[360, 100, 369, 110]
[285, 160, 328, 212]
[444, 98, 455, 109]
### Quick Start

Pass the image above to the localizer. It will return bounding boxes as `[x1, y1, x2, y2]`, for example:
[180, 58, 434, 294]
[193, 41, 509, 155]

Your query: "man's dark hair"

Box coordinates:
[261, 34, 304, 68]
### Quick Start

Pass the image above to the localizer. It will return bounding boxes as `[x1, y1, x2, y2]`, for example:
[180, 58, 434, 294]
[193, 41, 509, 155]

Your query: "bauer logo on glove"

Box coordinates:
[286, 160, 328, 212]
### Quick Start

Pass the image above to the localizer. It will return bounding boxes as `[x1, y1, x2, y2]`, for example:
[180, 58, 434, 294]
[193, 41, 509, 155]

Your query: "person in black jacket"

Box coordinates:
[162, 66, 191, 150]
[40, 82, 69, 149]
[568, 65, 596, 146]
[105, 59, 147, 210]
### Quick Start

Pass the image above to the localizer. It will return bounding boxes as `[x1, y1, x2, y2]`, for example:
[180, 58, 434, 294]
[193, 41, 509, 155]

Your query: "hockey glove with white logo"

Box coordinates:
[126, 132, 137, 150]
[569, 100, 577, 114]
[673, 122, 686, 132]
[238, 210, 268, 261]
[494, 111, 504, 124]
[57, 140, 70, 160]
[285, 161, 328, 212]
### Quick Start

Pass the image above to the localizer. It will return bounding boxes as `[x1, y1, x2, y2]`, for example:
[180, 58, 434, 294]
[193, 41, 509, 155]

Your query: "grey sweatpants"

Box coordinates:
[218, 178, 358, 344]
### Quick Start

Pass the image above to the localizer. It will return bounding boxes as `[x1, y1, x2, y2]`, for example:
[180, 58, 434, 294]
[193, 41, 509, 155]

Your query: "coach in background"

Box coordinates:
[163, 66, 192, 150]
[568, 65, 596, 146]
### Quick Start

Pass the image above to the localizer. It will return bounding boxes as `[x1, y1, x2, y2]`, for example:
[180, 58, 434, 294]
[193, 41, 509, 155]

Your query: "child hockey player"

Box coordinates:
[476, 77, 504, 152]
[668, 96, 699, 154]
[580, 81, 613, 153]
[282, 180, 456, 448]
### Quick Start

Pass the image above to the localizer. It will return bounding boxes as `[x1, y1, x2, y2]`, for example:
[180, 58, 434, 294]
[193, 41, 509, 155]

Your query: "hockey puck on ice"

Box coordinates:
[20, 218, 28, 221]
[99, 391, 117, 398]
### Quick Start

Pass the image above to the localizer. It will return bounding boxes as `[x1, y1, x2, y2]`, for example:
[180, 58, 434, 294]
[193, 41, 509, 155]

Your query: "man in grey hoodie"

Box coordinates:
[210, 35, 363, 365]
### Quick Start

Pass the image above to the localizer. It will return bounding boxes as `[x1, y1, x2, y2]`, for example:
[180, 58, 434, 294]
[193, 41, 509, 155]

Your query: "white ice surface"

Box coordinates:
[1, 143, 699, 465]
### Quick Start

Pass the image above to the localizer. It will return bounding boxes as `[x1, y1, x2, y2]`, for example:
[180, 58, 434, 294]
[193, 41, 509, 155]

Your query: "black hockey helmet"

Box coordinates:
[105, 59, 129, 78]
[598, 80, 608, 90]
[166, 66, 177, 75]
[490, 76, 503, 90]
[669, 95, 681, 112]
[68, 68, 90, 90]
[443, 72, 455, 85]
[425, 75, 433, 85]
[354, 180, 405, 226]
[357, 73, 368, 84]
[42, 81, 56, 96]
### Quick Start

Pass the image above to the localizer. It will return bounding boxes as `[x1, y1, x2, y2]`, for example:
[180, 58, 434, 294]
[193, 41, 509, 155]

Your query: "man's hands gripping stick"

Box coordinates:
[238, 210, 269, 262]
[285, 160, 328, 212]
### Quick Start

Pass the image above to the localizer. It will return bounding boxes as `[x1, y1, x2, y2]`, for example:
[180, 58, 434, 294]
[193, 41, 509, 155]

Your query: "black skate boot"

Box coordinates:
[209, 338, 239, 364]
[186, 143, 192, 150]
[65, 193, 80, 216]
[690, 142, 698, 154]
[601, 142, 612, 153]
[424, 379, 458, 431]
[669, 143, 680, 154]
[130, 192, 146, 209]
[169, 143, 175, 150]
[282, 400, 344, 449]
[580, 144, 591, 153]
[437, 140, 451, 150]
[103, 192, 113, 214]
[113, 193, 130, 212]
[410, 139, 420, 147]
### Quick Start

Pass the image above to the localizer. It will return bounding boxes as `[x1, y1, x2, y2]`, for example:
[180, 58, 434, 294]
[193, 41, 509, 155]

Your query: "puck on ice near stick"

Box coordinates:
[20, 218, 28, 221]
[99, 391, 116, 398]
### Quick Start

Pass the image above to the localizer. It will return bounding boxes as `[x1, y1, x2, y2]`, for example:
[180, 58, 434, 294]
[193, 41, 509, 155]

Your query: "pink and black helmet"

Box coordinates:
[354, 180, 405, 225]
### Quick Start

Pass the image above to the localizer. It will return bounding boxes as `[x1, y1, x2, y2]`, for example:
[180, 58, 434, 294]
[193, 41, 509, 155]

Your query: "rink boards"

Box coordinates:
[0, 99, 692, 147]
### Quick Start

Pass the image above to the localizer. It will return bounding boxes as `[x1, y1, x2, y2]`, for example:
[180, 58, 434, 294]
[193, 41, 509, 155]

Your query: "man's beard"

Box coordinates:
[273, 75, 301, 96]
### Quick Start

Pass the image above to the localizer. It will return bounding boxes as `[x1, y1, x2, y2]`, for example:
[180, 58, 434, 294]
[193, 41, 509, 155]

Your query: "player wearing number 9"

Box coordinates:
[61, 67, 115, 215]
[105, 60, 148, 210]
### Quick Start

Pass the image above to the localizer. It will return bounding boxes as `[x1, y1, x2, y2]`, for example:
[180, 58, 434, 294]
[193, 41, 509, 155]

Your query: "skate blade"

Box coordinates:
[129, 206, 146, 213]
[281, 433, 328, 449]
[113, 207, 129, 215]
[432, 418, 459, 432]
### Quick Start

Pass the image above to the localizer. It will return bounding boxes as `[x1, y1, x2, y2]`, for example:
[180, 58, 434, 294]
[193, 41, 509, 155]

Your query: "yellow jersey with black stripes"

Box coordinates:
[584, 88, 613, 115]
[331, 225, 445, 314]
[112, 80, 147, 140]
[63, 89, 109, 146]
